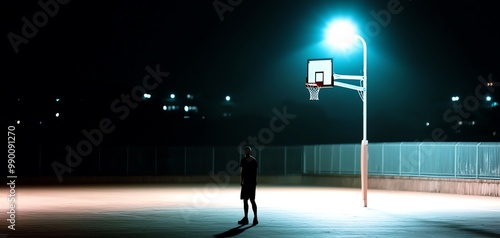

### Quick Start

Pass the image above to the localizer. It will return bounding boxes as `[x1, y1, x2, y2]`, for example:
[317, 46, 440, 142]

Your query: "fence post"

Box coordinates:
[475, 143, 480, 179]
[454, 142, 458, 178]
[303, 146, 306, 174]
[98, 146, 101, 175]
[314, 145, 318, 174]
[319, 145, 322, 174]
[284, 146, 287, 176]
[354, 144, 358, 174]
[381, 143, 385, 175]
[330, 145, 334, 174]
[39, 145, 42, 175]
[184, 147, 187, 175]
[399, 142, 403, 176]
[155, 145, 158, 176]
[418, 142, 422, 176]
[126, 146, 129, 176]
[212, 147, 215, 173]
[339, 144, 342, 174]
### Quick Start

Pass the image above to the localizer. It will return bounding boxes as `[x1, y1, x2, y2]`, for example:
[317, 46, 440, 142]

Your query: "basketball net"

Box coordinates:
[305, 83, 322, 100]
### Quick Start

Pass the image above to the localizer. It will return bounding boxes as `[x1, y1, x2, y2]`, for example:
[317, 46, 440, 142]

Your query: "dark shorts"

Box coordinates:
[240, 184, 256, 200]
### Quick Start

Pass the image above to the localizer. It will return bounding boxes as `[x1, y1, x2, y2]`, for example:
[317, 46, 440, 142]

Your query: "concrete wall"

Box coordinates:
[19, 175, 500, 197]
[368, 175, 500, 197]
[302, 174, 500, 197]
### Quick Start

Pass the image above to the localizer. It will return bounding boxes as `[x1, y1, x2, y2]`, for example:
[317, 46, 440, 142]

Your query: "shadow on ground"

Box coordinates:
[214, 224, 255, 238]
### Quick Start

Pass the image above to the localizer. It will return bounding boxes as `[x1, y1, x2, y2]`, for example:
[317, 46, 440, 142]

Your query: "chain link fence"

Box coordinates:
[20, 143, 500, 179]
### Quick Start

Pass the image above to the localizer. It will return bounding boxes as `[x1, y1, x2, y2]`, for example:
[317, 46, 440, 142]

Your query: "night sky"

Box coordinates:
[3, 0, 499, 147]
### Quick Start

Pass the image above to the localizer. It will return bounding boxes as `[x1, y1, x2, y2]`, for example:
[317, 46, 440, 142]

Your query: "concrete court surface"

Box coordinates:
[1, 183, 499, 238]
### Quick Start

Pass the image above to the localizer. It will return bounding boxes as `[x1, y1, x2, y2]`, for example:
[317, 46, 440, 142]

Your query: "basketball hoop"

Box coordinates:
[305, 82, 322, 100]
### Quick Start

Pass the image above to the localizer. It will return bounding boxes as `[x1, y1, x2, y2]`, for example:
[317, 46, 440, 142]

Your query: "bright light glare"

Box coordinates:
[184, 106, 189, 112]
[16, 120, 21, 125]
[55, 112, 60, 117]
[170, 94, 175, 99]
[143, 93, 151, 99]
[325, 20, 357, 48]
[163, 105, 167, 111]
[451, 96, 460, 102]
[486, 96, 492, 101]
[225, 96, 231, 101]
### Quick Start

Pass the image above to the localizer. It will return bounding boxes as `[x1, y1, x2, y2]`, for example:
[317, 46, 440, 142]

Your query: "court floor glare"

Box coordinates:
[1, 183, 499, 238]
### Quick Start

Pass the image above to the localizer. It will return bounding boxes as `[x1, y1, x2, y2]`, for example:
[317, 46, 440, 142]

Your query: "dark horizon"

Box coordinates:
[3, 0, 499, 148]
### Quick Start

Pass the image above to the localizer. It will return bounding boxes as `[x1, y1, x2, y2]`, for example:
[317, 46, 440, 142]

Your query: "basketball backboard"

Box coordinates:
[306, 58, 334, 87]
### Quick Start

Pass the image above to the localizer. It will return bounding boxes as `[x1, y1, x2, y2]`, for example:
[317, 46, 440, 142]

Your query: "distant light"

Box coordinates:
[16, 120, 21, 125]
[458, 121, 463, 125]
[55, 112, 60, 117]
[225, 96, 231, 101]
[471, 121, 476, 126]
[487, 82, 493, 87]
[451, 96, 460, 102]
[492, 102, 499, 108]
[56, 98, 60, 102]
[494, 131, 497, 136]
[163, 105, 179, 111]
[144, 93, 151, 99]
[486, 96, 492, 101]
[170, 94, 176, 99]
[425, 122, 430, 126]
[184, 106, 189, 112]
[183, 116, 190, 119]
[39, 121, 42, 125]
[187, 94, 194, 99]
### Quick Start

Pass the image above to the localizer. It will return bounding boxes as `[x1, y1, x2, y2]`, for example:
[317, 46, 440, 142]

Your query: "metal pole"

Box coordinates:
[357, 34, 368, 208]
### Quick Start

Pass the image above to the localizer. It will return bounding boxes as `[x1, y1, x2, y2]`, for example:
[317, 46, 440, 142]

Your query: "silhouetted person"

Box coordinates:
[238, 146, 258, 225]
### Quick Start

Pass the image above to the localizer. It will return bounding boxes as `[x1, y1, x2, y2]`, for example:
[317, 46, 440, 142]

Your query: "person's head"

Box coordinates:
[243, 146, 252, 156]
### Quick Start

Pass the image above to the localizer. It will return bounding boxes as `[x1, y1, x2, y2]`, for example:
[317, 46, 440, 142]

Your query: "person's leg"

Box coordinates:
[238, 198, 249, 225]
[250, 195, 258, 225]
[250, 199, 257, 218]
[243, 198, 249, 218]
